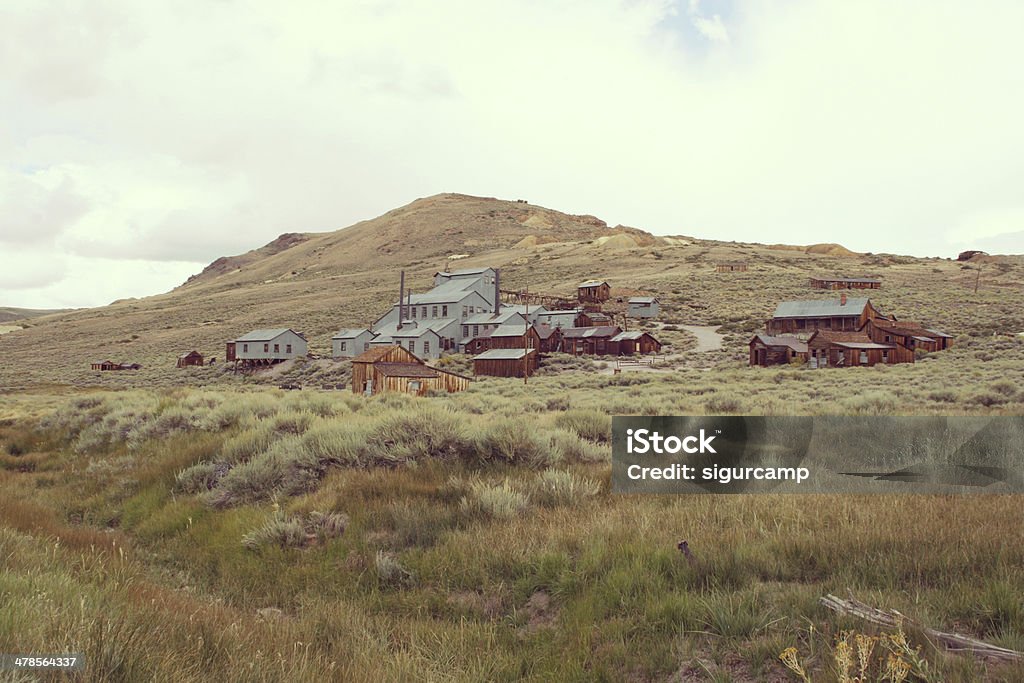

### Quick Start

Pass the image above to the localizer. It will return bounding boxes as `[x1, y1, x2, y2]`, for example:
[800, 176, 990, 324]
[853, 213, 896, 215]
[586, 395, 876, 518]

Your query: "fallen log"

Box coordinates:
[820, 593, 1023, 663]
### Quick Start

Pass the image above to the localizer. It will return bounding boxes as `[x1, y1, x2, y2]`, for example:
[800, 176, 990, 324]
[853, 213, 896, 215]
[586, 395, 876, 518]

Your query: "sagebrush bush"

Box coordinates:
[459, 479, 529, 519]
[473, 418, 559, 467]
[527, 469, 600, 507]
[554, 410, 611, 443]
[175, 461, 221, 494]
[241, 515, 308, 550]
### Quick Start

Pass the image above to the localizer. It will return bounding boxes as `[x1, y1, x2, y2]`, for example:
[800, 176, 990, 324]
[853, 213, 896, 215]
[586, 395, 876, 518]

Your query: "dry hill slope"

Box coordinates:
[1, 193, 1021, 389]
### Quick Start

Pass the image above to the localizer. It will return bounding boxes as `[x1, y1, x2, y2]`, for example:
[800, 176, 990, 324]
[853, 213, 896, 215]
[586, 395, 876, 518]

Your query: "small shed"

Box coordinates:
[91, 360, 119, 371]
[810, 277, 881, 290]
[473, 348, 538, 378]
[578, 311, 613, 327]
[716, 262, 747, 273]
[177, 351, 204, 368]
[610, 331, 662, 356]
[332, 328, 375, 358]
[535, 324, 562, 353]
[748, 334, 808, 367]
[627, 297, 660, 318]
[577, 280, 611, 303]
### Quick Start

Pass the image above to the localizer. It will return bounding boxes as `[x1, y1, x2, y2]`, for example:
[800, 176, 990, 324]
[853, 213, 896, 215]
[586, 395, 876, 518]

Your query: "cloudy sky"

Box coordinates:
[2, 0, 1022, 309]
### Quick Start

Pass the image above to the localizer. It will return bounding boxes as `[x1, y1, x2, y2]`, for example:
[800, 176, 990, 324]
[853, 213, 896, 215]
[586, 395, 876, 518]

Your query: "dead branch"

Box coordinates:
[820, 593, 1023, 663]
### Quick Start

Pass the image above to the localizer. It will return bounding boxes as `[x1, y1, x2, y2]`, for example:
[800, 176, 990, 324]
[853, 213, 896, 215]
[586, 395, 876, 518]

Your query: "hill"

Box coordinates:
[0, 192, 1022, 389]
[0, 307, 75, 323]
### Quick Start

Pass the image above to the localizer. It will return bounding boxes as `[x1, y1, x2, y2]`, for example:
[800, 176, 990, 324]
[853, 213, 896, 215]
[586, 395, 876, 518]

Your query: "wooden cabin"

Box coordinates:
[91, 360, 119, 371]
[609, 331, 662, 355]
[627, 297, 660, 318]
[766, 295, 887, 336]
[578, 311, 613, 327]
[177, 351, 204, 368]
[560, 326, 622, 355]
[809, 276, 881, 290]
[748, 334, 808, 367]
[473, 348, 538, 378]
[535, 324, 562, 353]
[716, 262, 747, 273]
[535, 309, 584, 330]
[577, 280, 611, 304]
[351, 345, 469, 396]
[806, 330, 913, 368]
[860, 319, 953, 352]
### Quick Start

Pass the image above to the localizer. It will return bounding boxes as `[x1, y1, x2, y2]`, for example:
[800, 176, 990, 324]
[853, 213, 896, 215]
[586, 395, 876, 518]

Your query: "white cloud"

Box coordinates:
[1, 0, 1023, 308]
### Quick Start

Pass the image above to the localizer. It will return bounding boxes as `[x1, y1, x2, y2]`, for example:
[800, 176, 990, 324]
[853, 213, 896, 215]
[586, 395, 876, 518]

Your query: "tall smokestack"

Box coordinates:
[494, 269, 501, 313]
[398, 271, 405, 330]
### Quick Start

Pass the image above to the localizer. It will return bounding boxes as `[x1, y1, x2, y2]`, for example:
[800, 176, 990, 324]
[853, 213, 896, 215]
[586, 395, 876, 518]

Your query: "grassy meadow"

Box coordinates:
[1, 373, 1023, 682]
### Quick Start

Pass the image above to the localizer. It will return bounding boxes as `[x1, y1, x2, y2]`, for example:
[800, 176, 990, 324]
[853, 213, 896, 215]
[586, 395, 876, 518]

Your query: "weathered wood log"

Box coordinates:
[820, 593, 1023, 663]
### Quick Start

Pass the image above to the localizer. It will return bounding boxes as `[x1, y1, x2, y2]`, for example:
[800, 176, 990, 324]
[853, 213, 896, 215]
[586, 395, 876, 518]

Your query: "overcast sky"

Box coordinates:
[2, 0, 1023, 309]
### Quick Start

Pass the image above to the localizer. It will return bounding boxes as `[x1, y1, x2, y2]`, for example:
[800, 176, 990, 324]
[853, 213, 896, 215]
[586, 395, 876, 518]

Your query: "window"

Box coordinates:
[411, 307, 416, 319]
[473, 325, 479, 336]
[859, 352, 868, 365]
[243, 343, 248, 353]
[462, 325, 469, 337]
[286, 344, 292, 354]
[423, 341, 430, 354]
[421, 307, 427, 318]
[363, 342, 369, 351]
[884, 335, 892, 342]
[442, 305, 448, 316]
[408, 380, 421, 392]
[340, 341, 347, 352]
[432, 306, 438, 317]
[449, 337, 455, 348]
[882, 350, 889, 363]
[264, 343, 269, 353]
[462, 306, 468, 318]
[274, 344, 280, 353]
[409, 340, 415, 353]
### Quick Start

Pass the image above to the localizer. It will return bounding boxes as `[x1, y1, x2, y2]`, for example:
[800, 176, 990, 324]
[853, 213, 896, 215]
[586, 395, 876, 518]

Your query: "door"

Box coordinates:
[363, 379, 373, 396]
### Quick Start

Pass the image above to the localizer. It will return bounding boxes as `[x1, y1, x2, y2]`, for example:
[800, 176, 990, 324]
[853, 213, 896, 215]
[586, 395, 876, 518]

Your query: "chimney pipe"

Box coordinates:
[398, 271, 405, 330]
[494, 268, 501, 313]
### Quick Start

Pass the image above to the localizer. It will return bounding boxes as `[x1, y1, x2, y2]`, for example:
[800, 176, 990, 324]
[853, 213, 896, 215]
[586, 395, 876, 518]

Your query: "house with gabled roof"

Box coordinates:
[560, 325, 622, 355]
[860, 319, 953, 353]
[748, 334, 808, 367]
[229, 328, 307, 365]
[806, 330, 913, 368]
[350, 345, 470, 396]
[331, 328, 375, 358]
[766, 294, 889, 336]
[577, 280, 611, 303]
[627, 296, 660, 318]
[610, 330, 662, 355]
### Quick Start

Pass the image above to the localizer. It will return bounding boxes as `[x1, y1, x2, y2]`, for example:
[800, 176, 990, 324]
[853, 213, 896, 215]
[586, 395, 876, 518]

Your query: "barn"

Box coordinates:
[232, 328, 308, 366]
[351, 345, 470, 396]
[810, 277, 881, 290]
[627, 297, 660, 318]
[560, 326, 622, 355]
[176, 351, 204, 368]
[766, 295, 888, 335]
[860, 319, 953, 352]
[577, 280, 611, 304]
[806, 330, 913, 368]
[473, 348, 538, 378]
[610, 331, 662, 355]
[716, 262, 747, 273]
[748, 334, 808, 367]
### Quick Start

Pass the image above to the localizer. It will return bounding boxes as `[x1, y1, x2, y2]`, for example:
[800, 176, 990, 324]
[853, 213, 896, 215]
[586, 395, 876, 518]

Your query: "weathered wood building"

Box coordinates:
[748, 334, 808, 367]
[766, 295, 888, 335]
[535, 309, 584, 330]
[577, 280, 611, 304]
[560, 326, 622, 355]
[806, 330, 913, 368]
[609, 331, 662, 355]
[176, 351, 204, 368]
[627, 297, 660, 318]
[716, 262, 747, 273]
[351, 345, 470, 396]
[860, 319, 953, 352]
[473, 348, 538, 378]
[809, 276, 881, 290]
[535, 324, 562, 353]
[578, 311, 613, 327]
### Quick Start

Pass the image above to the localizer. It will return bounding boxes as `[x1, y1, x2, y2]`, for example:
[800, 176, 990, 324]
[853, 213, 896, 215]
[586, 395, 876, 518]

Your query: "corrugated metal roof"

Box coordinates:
[772, 298, 869, 318]
[833, 342, 896, 350]
[751, 334, 808, 352]
[464, 310, 522, 325]
[578, 280, 608, 288]
[610, 331, 645, 341]
[235, 328, 294, 342]
[474, 349, 535, 360]
[538, 309, 582, 316]
[811, 277, 880, 283]
[490, 323, 530, 337]
[561, 326, 621, 338]
[924, 328, 953, 338]
[435, 267, 494, 277]
[332, 328, 369, 339]
[628, 297, 657, 303]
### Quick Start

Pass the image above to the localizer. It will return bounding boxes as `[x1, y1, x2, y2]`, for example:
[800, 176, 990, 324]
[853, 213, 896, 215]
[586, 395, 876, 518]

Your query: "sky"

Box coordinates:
[2, 0, 1023, 309]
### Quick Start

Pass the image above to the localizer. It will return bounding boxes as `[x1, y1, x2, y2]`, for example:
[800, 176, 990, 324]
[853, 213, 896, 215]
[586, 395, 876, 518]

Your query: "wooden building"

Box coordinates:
[176, 351, 204, 368]
[535, 324, 562, 353]
[560, 326, 622, 355]
[351, 345, 470, 396]
[860, 319, 953, 352]
[609, 330, 662, 355]
[231, 328, 308, 367]
[473, 348, 538, 378]
[809, 276, 881, 290]
[766, 295, 887, 335]
[91, 360, 119, 371]
[716, 262, 747, 273]
[748, 334, 808, 367]
[535, 309, 583, 330]
[627, 297, 660, 318]
[577, 280, 611, 304]
[806, 330, 912, 368]
[578, 311, 613, 327]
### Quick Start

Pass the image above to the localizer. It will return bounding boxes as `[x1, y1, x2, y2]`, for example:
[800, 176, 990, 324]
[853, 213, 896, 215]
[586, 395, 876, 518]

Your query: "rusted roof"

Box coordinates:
[751, 334, 808, 352]
[578, 280, 609, 288]
[810, 330, 873, 343]
[561, 326, 621, 339]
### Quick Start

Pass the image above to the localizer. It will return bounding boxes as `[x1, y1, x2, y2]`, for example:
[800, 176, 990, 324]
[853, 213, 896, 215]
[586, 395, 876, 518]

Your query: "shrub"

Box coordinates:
[459, 479, 529, 519]
[175, 461, 221, 494]
[241, 515, 309, 550]
[375, 550, 413, 587]
[553, 410, 611, 443]
[527, 470, 600, 507]
[474, 418, 559, 467]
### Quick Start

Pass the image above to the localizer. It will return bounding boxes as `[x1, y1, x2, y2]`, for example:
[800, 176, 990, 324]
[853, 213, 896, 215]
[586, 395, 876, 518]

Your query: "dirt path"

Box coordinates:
[678, 325, 725, 352]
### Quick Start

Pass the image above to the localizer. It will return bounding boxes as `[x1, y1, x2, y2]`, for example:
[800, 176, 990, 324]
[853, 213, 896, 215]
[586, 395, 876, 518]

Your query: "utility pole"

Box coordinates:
[974, 263, 982, 294]
[523, 284, 529, 385]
